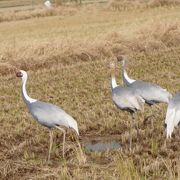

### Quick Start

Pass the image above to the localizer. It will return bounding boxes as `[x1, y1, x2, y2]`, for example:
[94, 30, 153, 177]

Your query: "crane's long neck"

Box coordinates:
[111, 72, 118, 90]
[21, 76, 37, 105]
[122, 60, 136, 86]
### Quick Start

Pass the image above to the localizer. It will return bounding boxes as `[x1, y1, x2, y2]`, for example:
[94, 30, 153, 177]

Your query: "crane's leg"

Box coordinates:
[48, 130, 53, 163]
[164, 139, 167, 149]
[129, 115, 132, 152]
[132, 113, 139, 139]
[143, 103, 159, 126]
[56, 126, 66, 158]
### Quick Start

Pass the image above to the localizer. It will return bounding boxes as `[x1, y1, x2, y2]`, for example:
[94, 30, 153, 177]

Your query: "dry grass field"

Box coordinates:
[0, 0, 180, 179]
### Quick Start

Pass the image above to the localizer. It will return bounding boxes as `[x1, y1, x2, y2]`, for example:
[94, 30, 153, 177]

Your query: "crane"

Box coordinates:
[165, 92, 180, 138]
[44, 0, 52, 9]
[117, 55, 172, 106]
[16, 70, 79, 162]
[110, 61, 145, 151]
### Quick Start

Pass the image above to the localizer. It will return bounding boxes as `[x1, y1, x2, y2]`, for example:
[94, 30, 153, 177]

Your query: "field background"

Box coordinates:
[0, 0, 180, 179]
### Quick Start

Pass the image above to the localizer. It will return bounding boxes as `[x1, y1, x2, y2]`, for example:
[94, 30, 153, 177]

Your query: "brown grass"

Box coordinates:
[0, 0, 179, 23]
[1, 48, 180, 179]
[108, 0, 180, 11]
[149, 0, 180, 8]
[1, 21, 179, 76]
[0, 3, 180, 179]
[0, 6, 78, 23]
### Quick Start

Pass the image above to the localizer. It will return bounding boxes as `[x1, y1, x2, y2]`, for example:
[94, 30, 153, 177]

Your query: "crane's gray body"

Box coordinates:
[112, 85, 144, 113]
[122, 69, 172, 105]
[127, 80, 171, 105]
[26, 100, 74, 129]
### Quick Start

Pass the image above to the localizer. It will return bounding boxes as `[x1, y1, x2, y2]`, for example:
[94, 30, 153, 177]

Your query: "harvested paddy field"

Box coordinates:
[0, 1, 180, 179]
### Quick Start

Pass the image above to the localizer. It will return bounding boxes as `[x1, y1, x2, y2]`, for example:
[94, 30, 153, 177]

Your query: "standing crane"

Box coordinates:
[165, 92, 180, 138]
[110, 61, 145, 150]
[16, 70, 79, 162]
[117, 55, 172, 105]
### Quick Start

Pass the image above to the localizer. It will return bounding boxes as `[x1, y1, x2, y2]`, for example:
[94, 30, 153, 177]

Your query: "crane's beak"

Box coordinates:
[16, 71, 23, 78]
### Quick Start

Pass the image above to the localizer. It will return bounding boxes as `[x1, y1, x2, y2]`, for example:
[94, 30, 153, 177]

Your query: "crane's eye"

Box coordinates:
[16, 71, 23, 77]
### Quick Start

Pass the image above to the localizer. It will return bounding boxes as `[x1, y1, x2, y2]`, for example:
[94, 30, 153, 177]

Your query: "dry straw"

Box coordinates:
[1, 21, 179, 75]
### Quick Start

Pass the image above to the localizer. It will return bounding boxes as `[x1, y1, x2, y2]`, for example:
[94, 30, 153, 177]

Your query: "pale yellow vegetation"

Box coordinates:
[0, 1, 180, 179]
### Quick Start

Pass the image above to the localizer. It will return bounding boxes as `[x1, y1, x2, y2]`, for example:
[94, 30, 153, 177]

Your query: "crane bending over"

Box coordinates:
[117, 55, 172, 105]
[110, 61, 145, 150]
[16, 70, 79, 162]
[165, 92, 180, 138]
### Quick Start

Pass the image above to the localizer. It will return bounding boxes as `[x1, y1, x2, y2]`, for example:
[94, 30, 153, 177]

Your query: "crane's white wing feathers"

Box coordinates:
[165, 107, 176, 138]
[174, 109, 180, 127]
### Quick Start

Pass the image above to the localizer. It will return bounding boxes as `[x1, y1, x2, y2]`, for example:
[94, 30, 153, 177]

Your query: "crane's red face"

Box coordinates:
[16, 71, 23, 78]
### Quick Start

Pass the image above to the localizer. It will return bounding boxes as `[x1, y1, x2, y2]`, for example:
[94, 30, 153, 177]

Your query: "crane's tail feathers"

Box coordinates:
[165, 108, 175, 138]
[174, 110, 180, 127]
[136, 96, 145, 112]
[68, 118, 79, 136]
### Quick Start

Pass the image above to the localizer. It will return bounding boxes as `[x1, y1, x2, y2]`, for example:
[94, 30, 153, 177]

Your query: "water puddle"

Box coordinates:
[85, 140, 121, 152]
